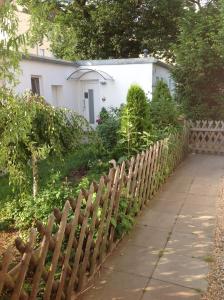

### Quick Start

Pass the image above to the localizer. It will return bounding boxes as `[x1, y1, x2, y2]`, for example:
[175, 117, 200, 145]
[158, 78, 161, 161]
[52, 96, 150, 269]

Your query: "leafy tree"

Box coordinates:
[0, 0, 26, 86]
[0, 92, 90, 197]
[150, 80, 179, 128]
[173, 1, 224, 119]
[19, 0, 185, 60]
[120, 84, 150, 155]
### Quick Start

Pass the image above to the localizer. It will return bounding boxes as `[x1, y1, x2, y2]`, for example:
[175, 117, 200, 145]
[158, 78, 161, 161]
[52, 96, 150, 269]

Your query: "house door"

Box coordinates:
[82, 81, 99, 125]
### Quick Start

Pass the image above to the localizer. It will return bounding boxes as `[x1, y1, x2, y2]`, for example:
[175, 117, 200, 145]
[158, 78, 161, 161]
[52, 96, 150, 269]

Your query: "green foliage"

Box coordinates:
[98, 107, 110, 123]
[96, 107, 120, 153]
[150, 80, 179, 128]
[152, 80, 172, 102]
[173, 2, 224, 119]
[5, 183, 72, 229]
[120, 85, 151, 155]
[0, 91, 90, 194]
[0, 142, 108, 229]
[19, 0, 185, 60]
[113, 195, 135, 239]
[0, 1, 26, 85]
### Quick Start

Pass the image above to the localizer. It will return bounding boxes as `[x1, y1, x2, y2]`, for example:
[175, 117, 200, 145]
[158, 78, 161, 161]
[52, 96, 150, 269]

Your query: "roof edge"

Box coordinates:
[76, 57, 171, 70]
[22, 54, 172, 70]
[155, 60, 172, 70]
[22, 54, 78, 67]
[76, 57, 156, 66]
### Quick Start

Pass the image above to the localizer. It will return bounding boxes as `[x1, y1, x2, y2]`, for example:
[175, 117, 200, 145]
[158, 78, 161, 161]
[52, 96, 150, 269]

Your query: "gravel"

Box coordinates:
[203, 178, 224, 300]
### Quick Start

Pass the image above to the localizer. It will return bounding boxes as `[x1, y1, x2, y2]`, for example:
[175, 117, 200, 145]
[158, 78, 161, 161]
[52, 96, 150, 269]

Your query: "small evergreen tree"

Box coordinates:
[150, 80, 179, 129]
[120, 84, 150, 155]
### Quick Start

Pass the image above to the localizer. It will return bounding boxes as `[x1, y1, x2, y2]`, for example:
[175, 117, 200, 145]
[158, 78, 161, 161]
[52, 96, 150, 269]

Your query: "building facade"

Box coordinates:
[15, 55, 175, 126]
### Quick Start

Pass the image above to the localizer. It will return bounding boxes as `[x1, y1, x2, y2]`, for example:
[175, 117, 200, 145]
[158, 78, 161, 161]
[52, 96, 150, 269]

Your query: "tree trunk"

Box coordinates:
[32, 153, 38, 198]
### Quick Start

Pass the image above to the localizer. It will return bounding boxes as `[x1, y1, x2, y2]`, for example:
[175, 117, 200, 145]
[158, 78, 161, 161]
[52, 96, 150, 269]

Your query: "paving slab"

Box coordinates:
[148, 196, 184, 214]
[104, 244, 158, 277]
[78, 268, 148, 300]
[183, 194, 218, 208]
[162, 176, 194, 194]
[153, 253, 209, 291]
[189, 186, 219, 197]
[142, 279, 202, 300]
[174, 214, 215, 236]
[165, 231, 213, 258]
[137, 210, 177, 231]
[181, 201, 216, 216]
[125, 225, 169, 249]
[152, 189, 188, 202]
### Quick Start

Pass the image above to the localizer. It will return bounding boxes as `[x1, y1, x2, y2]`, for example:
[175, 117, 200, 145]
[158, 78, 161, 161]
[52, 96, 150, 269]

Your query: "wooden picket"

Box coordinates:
[0, 128, 189, 300]
[189, 120, 224, 154]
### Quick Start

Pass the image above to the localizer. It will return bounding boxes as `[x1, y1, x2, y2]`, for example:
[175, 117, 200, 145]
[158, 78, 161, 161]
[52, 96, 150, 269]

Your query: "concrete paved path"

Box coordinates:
[79, 154, 224, 300]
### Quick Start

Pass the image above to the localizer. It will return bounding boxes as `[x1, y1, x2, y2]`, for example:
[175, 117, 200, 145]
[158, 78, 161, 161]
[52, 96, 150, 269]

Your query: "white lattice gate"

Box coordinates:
[189, 120, 224, 154]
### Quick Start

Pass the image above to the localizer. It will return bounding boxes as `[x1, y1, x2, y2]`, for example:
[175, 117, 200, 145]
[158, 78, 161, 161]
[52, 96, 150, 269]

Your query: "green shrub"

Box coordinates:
[119, 84, 151, 155]
[96, 107, 121, 153]
[150, 80, 179, 129]
[2, 182, 71, 229]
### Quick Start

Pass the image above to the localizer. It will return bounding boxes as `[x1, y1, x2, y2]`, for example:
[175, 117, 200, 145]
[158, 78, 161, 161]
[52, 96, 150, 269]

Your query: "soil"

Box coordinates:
[203, 178, 224, 300]
[0, 228, 19, 258]
[66, 167, 88, 184]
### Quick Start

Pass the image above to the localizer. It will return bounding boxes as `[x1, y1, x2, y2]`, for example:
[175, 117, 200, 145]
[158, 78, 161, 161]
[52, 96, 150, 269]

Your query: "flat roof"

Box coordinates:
[22, 54, 78, 67]
[22, 54, 171, 70]
[76, 57, 171, 70]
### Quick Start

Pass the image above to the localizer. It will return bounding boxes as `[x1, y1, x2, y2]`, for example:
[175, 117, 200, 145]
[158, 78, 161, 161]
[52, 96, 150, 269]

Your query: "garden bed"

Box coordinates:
[0, 145, 110, 252]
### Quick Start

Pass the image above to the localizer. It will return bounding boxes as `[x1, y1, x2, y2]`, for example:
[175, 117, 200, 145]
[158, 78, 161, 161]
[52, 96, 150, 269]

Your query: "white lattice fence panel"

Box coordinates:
[189, 120, 224, 154]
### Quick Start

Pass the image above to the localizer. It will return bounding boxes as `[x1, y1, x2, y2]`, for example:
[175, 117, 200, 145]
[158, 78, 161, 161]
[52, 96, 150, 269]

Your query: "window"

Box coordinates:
[31, 77, 40, 95]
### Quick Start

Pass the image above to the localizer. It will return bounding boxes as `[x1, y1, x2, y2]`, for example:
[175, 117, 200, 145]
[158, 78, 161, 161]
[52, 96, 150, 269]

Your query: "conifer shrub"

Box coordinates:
[119, 84, 151, 155]
[150, 80, 179, 129]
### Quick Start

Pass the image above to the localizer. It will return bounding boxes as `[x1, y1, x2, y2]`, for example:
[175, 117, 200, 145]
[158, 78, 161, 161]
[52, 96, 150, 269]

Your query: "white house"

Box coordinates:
[15, 54, 174, 125]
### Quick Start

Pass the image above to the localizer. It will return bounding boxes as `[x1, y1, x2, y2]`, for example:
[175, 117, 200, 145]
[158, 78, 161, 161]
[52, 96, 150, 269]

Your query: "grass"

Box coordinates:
[203, 255, 214, 263]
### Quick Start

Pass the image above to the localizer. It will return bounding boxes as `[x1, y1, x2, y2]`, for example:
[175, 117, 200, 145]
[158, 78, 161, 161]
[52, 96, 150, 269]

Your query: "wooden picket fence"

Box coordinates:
[0, 128, 189, 300]
[189, 120, 224, 154]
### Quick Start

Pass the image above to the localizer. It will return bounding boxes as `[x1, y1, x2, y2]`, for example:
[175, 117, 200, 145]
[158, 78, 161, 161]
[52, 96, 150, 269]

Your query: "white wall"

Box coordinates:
[72, 63, 154, 121]
[15, 60, 79, 112]
[152, 64, 175, 94]
[15, 59, 173, 124]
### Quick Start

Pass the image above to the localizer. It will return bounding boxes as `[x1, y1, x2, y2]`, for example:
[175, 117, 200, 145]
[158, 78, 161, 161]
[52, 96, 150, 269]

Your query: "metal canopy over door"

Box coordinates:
[82, 81, 99, 125]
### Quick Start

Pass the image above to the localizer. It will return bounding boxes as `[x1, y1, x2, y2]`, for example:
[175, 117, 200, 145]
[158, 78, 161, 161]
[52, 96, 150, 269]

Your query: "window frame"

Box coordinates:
[31, 76, 41, 96]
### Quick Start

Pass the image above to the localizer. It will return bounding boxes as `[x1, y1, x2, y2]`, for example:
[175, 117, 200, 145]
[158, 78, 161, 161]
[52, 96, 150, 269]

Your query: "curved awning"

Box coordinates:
[67, 68, 114, 81]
